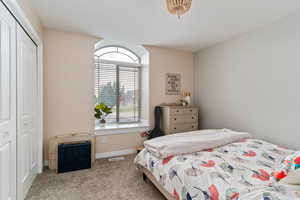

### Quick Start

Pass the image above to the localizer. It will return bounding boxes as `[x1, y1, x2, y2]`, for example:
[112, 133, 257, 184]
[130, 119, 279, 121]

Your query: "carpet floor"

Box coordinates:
[26, 155, 165, 200]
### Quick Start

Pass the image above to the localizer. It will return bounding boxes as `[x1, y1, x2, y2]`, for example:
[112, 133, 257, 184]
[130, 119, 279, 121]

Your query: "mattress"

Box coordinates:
[135, 138, 300, 200]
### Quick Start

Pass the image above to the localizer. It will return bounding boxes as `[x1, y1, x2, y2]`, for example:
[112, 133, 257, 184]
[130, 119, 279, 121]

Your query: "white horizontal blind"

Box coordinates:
[95, 59, 140, 123]
[95, 62, 117, 122]
[119, 66, 140, 123]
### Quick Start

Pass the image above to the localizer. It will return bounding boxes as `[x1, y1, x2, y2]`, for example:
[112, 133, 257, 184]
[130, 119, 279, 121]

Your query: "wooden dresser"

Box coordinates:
[160, 106, 199, 134]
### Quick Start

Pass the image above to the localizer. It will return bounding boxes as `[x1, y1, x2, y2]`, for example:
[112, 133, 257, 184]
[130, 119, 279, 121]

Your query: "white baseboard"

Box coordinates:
[96, 148, 137, 159]
[43, 149, 137, 166]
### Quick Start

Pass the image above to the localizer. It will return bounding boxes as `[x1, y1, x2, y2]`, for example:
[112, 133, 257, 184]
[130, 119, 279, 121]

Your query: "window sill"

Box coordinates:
[94, 121, 150, 136]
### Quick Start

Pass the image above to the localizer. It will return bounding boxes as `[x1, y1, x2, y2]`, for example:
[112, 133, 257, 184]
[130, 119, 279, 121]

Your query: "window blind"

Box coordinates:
[95, 59, 140, 123]
[95, 63, 117, 122]
[119, 66, 140, 123]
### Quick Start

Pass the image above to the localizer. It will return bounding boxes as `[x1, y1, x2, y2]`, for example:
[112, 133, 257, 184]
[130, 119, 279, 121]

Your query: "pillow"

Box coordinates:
[272, 151, 300, 185]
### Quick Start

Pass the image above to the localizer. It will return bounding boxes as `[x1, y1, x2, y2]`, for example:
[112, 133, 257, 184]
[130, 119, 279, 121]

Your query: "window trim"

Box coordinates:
[94, 56, 142, 124]
[94, 120, 150, 135]
[99, 59, 143, 68]
[98, 52, 138, 63]
[95, 45, 141, 64]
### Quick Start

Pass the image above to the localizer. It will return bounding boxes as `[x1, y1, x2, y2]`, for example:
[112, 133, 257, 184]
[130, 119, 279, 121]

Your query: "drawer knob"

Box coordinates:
[190, 109, 193, 112]
[192, 126, 194, 128]
[174, 128, 177, 130]
[177, 110, 179, 112]
[174, 118, 177, 120]
[192, 117, 194, 119]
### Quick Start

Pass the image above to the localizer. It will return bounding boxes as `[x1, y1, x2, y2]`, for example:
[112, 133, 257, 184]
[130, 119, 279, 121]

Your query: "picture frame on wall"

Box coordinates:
[166, 73, 181, 95]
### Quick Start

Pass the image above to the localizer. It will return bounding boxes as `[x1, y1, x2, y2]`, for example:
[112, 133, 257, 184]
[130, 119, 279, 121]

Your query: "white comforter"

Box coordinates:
[144, 129, 251, 159]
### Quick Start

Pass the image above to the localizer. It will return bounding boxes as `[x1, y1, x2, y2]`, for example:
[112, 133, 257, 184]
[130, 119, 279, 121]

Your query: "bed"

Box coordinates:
[134, 131, 300, 200]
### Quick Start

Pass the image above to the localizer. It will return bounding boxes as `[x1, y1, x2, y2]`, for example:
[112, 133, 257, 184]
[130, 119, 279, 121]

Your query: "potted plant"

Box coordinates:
[94, 103, 112, 124]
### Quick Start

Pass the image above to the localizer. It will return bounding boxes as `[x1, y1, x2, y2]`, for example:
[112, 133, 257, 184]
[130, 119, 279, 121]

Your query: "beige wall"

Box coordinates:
[43, 29, 99, 159]
[43, 30, 194, 159]
[146, 46, 194, 124]
[96, 133, 144, 154]
[15, 0, 43, 38]
[194, 12, 300, 149]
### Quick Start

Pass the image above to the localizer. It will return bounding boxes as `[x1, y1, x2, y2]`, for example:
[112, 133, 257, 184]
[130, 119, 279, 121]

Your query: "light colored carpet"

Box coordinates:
[26, 155, 165, 200]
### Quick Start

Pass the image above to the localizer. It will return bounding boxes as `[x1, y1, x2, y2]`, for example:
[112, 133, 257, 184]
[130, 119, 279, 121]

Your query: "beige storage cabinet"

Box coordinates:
[161, 106, 199, 134]
[48, 133, 95, 172]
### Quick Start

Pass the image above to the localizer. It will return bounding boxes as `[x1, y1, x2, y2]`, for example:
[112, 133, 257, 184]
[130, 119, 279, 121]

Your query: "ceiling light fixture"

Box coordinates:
[166, 0, 192, 19]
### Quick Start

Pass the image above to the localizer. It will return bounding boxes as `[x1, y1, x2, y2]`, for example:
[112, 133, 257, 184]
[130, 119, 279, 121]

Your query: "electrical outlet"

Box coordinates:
[101, 136, 108, 144]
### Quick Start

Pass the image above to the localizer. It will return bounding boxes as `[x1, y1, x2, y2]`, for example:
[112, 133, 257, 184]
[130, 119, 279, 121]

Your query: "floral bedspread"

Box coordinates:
[134, 138, 300, 200]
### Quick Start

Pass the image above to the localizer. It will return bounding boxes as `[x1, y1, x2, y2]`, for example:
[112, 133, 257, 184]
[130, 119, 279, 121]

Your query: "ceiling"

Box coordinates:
[31, 0, 300, 52]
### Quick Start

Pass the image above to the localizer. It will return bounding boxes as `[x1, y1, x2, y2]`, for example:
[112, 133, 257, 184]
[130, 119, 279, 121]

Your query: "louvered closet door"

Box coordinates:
[0, 2, 17, 200]
[17, 24, 38, 200]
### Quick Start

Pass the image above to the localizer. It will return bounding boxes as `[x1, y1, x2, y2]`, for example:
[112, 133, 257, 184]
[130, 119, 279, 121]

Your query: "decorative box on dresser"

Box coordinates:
[160, 106, 199, 134]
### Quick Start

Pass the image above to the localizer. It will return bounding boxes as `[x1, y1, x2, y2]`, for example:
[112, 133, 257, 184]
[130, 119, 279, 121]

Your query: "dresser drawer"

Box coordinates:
[170, 115, 186, 123]
[170, 108, 184, 115]
[183, 108, 198, 115]
[161, 106, 199, 134]
[184, 115, 197, 123]
[170, 123, 197, 133]
[170, 115, 197, 124]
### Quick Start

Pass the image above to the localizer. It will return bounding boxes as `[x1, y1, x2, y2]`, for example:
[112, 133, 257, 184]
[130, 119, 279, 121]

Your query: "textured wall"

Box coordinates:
[43, 30, 99, 159]
[145, 46, 194, 125]
[194, 12, 300, 149]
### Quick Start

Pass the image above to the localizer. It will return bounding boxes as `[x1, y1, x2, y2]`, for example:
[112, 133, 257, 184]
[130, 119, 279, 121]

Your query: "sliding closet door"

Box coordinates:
[17, 24, 38, 200]
[0, 2, 17, 200]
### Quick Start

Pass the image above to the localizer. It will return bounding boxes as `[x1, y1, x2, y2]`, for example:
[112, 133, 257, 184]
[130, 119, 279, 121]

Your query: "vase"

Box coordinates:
[100, 119, 106, 124]
[184, 96, 191, 105]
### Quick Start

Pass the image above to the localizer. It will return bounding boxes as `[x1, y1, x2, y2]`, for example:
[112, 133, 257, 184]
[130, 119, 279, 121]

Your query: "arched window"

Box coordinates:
[95, 46, 140, 64]
[94, 46, 141, 124]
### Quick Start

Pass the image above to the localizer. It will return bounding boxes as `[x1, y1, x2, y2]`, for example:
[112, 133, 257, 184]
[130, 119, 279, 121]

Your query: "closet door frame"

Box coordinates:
[1, 0, 44, 174]
[0, 2, 17, 199]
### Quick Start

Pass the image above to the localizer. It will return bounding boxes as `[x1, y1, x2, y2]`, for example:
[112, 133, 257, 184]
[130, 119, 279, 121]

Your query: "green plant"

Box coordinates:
[94, 103, 112, 120]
